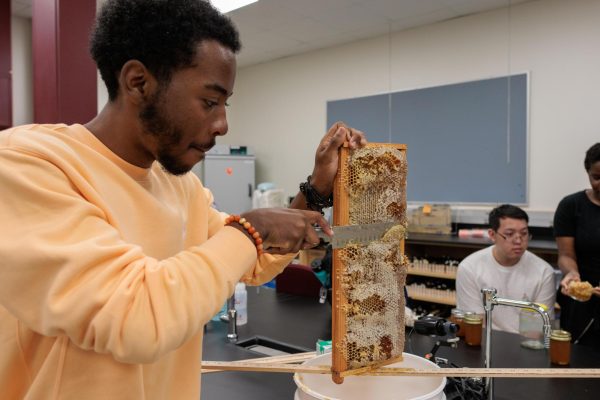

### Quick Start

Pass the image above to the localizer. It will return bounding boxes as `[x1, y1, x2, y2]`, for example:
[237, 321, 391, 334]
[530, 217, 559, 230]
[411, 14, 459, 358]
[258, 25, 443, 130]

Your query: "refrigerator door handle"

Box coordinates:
[248, 183, 252, 197]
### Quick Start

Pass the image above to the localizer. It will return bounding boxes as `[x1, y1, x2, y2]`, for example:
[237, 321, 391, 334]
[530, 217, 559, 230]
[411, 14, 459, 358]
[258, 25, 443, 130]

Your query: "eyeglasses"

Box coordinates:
[496, 231, 533, 242]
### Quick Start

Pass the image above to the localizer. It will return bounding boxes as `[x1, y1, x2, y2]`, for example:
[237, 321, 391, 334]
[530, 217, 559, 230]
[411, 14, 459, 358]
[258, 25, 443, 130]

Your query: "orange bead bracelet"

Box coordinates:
[225, 215, 264, 256]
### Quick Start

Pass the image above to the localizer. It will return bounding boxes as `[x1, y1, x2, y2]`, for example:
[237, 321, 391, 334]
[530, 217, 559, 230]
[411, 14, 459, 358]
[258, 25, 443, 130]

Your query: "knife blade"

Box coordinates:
[316, 221, 399, 249]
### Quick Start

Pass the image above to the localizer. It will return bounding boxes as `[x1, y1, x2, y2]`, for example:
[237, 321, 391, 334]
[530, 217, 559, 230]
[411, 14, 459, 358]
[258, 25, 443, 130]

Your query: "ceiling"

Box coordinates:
[10, 0, 530, 68]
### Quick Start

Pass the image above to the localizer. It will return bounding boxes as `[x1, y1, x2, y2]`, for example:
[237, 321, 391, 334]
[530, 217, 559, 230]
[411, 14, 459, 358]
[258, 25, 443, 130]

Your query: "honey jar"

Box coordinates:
[549, 330, 571, 365]
[449, 308, 465, 337]
[463, 313, 483, 346]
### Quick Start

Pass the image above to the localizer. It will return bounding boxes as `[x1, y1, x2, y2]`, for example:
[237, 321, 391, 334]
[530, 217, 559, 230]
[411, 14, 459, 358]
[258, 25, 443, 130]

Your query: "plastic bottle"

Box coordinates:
[235, 282, 248, 326]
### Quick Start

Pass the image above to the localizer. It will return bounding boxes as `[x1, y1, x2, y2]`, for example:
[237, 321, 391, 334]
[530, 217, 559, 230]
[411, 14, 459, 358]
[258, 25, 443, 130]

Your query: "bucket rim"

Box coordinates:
[293, 352, 446, 400]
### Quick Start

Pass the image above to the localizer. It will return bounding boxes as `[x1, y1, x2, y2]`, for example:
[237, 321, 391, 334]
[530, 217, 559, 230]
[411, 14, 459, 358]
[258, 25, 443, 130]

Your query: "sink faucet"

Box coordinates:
[481, 288, 551, 400]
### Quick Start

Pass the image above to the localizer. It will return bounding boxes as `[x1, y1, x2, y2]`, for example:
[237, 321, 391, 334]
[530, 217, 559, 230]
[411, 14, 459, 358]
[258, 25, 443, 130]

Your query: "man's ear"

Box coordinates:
[488, 228, 496, 243]
[119, 60, 158, 104]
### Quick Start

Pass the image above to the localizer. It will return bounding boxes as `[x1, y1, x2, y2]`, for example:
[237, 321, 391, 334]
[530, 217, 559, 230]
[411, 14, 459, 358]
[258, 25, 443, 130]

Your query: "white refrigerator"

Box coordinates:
[192, 153, 255, 215]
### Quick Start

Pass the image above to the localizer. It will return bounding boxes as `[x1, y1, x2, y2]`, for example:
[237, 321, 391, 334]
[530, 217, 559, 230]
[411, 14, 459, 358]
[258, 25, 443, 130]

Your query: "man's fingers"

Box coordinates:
[309, 213, 332, 236]
[346, 128, 367, 149]
[321, 126, 347, 152]
[320, 122, 350, 149]
[303, 226, 321, 249]
[319, 122, 343, 147]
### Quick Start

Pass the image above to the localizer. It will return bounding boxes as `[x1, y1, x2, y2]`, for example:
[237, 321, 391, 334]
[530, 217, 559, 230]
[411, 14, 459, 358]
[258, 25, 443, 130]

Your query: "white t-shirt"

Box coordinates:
[456, 246, 556, 333]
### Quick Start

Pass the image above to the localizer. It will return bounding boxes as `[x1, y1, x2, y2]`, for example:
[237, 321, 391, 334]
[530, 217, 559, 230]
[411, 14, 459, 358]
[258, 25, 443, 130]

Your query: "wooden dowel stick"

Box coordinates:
[202, 361, 331, 374]
[201, 361, 600, 378]
[201, 352, 316, 374]
[239, 351, 316, 364]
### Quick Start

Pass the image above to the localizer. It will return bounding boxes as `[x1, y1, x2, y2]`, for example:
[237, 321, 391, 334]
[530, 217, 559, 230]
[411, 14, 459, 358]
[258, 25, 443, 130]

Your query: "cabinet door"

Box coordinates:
[202, 156, 255, 215]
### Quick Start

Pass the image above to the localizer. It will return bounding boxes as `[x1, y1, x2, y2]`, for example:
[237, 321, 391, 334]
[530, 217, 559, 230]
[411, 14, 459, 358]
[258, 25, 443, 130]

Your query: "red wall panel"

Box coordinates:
[0, 0, 12, 129]
[32, 0, 97, 124]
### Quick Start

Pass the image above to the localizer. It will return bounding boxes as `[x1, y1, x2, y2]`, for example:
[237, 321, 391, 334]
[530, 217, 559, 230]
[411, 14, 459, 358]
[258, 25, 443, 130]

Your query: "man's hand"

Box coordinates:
[309, 122, 367, 197]
[236, 208, 332, 255]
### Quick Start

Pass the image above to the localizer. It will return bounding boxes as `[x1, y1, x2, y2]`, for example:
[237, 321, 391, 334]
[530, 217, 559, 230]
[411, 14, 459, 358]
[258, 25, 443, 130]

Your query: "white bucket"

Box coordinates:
[294, 353, 446, 400]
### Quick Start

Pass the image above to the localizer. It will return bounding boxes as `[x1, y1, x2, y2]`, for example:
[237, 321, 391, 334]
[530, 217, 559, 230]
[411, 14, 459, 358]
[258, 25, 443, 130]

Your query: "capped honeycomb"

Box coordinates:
[332, 144, 408, 383]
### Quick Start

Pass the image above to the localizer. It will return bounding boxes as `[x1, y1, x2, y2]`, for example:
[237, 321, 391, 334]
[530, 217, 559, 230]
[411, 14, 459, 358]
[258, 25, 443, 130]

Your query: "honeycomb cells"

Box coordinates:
[344, 147, 408, 226]
[339, 146, 408, 370]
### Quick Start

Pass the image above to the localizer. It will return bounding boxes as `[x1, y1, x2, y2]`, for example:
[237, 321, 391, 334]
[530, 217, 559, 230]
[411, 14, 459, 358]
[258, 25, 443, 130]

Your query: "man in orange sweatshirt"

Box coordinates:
[0, 1, 365, 399]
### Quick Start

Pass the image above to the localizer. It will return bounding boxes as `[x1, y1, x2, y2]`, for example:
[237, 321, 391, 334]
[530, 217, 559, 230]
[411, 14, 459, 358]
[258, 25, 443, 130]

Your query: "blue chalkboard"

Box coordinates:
[327, 74, 528, 204]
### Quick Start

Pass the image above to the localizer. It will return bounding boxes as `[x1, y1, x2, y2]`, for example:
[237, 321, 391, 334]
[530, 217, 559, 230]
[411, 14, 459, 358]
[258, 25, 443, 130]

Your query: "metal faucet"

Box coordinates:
[481, 288, 551, 400]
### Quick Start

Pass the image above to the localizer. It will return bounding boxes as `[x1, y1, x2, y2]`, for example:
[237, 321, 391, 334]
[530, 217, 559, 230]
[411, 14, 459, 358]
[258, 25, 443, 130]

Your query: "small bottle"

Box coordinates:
[550, 330, 571, 365]
[463, 313, 483, 346]
[235, 282, 248, 326]
[449, 308, 465, 337]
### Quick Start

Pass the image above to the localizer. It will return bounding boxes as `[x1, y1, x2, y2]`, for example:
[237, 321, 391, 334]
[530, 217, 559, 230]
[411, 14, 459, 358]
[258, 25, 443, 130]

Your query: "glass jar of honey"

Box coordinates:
[550, 330, 571, 365]
[463, 313, 483, 346]
[449, 308, 465, 337]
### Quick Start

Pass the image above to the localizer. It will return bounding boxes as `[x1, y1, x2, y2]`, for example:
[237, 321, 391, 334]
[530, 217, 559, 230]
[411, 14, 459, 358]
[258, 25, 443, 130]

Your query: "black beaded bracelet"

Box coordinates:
[299, 175, 333, 214]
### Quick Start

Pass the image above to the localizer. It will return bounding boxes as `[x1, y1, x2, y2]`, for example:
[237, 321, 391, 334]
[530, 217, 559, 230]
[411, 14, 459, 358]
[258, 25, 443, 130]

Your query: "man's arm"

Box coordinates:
[211, 123, 366, 264]
[0, 149, 263, 364]
[289, 122, 366, 211]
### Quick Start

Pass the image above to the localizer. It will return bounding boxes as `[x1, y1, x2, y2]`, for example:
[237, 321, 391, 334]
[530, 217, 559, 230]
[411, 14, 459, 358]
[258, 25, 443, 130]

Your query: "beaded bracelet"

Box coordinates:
[225, 215, 264, 256]
[299, 175, 333, 215]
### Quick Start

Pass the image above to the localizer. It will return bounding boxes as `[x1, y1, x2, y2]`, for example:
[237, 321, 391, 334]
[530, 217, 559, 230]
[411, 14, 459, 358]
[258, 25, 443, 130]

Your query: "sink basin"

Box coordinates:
[236, 336, 311, 357]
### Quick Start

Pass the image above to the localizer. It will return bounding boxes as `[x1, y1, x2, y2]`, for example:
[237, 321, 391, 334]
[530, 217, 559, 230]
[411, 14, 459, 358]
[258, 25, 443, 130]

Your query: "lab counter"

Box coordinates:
[201, 288, 600, 400]
[201, 288, 328, 400]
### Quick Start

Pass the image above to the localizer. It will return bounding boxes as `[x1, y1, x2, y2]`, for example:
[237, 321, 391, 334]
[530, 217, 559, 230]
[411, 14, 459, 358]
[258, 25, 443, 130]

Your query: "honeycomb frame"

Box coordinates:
[331, 143, 408, 384]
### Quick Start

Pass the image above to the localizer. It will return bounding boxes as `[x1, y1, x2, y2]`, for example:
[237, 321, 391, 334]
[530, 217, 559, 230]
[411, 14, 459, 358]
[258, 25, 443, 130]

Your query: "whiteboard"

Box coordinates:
[327, 74, 528, 204]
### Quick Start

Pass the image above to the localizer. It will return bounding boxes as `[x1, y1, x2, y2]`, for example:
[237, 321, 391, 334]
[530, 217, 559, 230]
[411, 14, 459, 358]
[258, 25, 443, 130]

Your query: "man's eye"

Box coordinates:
[204, 99, 218, 108]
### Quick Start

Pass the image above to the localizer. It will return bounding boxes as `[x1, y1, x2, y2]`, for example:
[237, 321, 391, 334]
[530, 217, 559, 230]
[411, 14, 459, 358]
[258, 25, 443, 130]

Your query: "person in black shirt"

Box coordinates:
[554, 142, 600, 346]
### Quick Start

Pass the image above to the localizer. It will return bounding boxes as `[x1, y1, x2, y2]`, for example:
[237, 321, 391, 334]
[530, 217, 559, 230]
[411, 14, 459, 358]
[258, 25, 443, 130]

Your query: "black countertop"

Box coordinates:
[201, 288, 600, 400]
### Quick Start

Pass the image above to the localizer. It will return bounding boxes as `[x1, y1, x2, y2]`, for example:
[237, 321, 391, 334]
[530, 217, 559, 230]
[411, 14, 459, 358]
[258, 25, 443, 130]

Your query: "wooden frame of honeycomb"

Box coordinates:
[331, 143, 408, 384]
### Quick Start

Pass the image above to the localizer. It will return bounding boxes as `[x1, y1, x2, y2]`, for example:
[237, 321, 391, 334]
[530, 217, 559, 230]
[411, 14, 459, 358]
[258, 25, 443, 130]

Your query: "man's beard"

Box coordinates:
[139, 93, 191, 176]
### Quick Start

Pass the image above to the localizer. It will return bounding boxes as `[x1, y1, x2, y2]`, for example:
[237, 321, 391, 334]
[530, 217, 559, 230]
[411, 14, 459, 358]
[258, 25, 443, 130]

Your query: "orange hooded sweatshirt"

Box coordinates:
[0, 124, 293, 399]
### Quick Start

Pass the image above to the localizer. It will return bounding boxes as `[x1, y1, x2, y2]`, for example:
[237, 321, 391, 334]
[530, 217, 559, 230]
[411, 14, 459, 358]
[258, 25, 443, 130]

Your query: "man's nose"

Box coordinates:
[213, 111, 228, 136]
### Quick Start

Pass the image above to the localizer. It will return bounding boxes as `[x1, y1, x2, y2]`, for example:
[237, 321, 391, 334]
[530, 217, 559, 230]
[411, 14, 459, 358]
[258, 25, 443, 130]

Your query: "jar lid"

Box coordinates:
[451, 308, 465, 317]
[464, 314, 483, 324]
[550, 330, 572, 341]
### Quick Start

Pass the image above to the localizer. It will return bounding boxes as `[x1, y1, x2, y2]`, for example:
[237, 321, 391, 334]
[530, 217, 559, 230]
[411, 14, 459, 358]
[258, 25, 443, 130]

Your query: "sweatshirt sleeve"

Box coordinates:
[0, 148, 289, 363]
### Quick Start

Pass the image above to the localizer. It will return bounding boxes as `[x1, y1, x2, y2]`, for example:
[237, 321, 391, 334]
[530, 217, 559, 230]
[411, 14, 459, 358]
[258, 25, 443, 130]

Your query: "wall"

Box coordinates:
[11, 16, 33, 126]
[10, 0, 600, 223]
[225, 0, 600, 221]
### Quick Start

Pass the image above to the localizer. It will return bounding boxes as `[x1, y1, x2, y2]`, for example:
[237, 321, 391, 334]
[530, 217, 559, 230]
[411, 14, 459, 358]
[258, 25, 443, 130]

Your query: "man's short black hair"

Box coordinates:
[488, 204, 529, 231]
[584, 143, 600, 171]
[90, 0, 241, 101]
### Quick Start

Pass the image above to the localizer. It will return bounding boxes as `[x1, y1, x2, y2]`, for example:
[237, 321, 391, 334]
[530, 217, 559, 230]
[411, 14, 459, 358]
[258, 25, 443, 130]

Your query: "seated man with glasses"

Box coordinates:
[456, 204, 556, 333]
